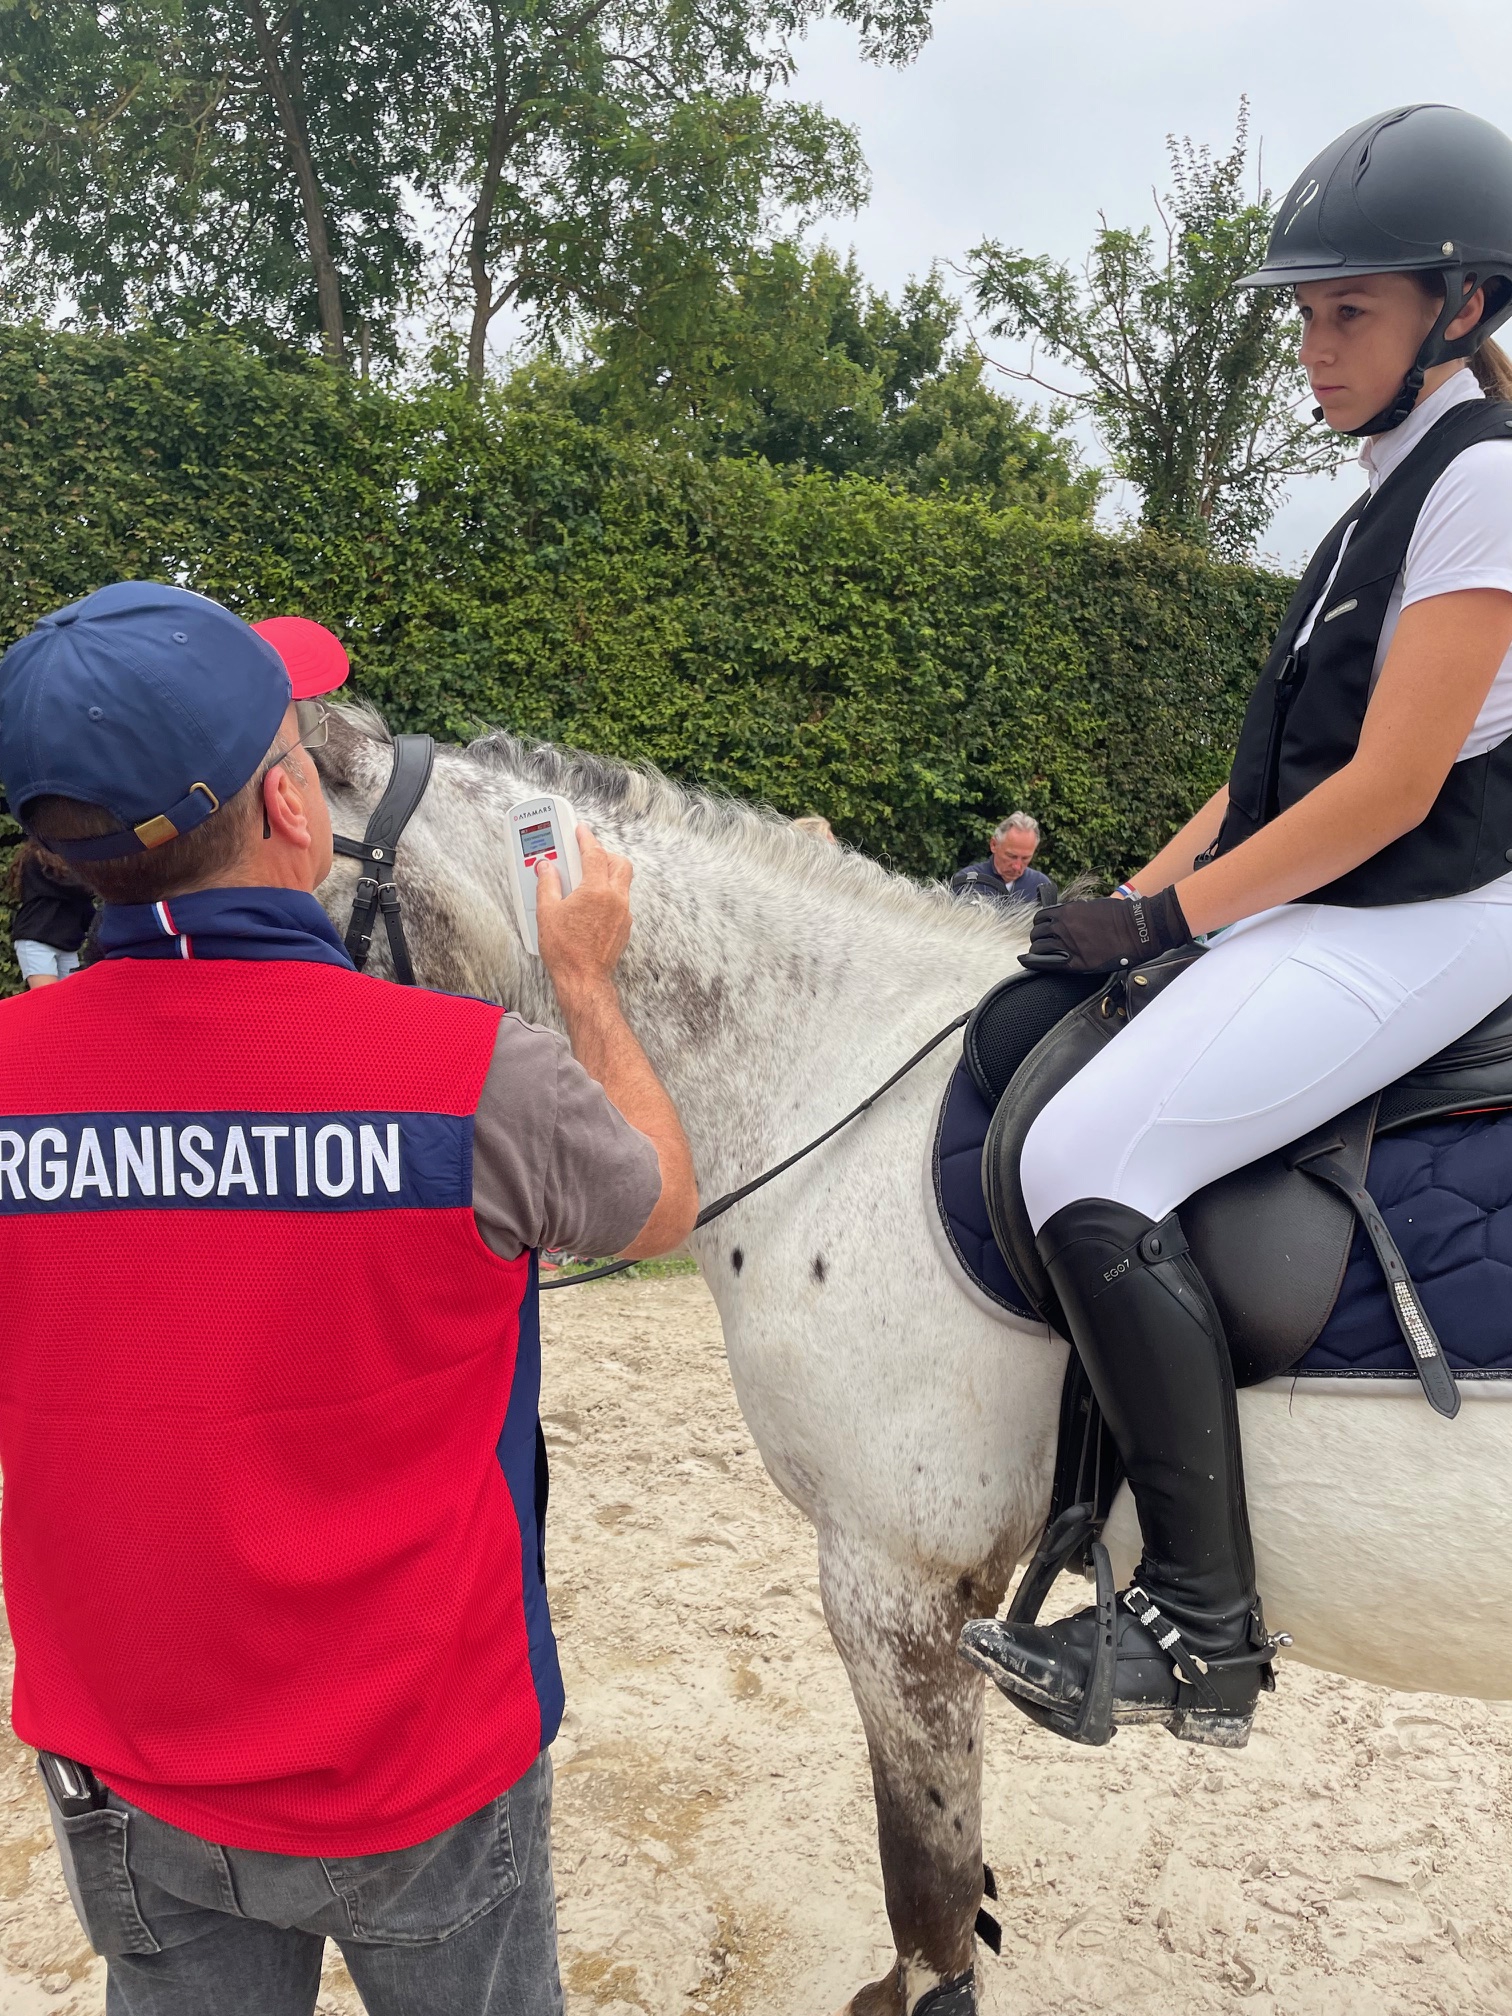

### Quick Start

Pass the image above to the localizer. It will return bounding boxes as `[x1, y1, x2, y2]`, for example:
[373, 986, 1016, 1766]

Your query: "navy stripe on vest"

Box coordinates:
[495, 1255, 565, 1748]
[0, 1111, 472, 1214]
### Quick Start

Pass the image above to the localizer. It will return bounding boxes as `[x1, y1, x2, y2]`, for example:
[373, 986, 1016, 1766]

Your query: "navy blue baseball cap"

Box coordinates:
[0, 582, 346, 862]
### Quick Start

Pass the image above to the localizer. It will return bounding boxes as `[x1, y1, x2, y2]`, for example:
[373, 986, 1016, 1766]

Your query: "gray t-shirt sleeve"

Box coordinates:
[470, 1013, 663, 1261]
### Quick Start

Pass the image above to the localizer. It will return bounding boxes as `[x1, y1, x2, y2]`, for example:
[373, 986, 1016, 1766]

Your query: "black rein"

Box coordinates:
[540, 1010, 970, 1290]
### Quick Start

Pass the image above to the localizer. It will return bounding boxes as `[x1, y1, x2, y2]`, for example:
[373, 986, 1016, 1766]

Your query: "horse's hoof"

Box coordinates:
[829, 1977, 976, 2016]
[836, 1961, 976, 2016]
[912, 1973, 976, 2015]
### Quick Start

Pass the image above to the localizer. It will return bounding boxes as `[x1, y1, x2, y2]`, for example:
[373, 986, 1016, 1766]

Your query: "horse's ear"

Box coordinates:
[312, 705, 372, 791]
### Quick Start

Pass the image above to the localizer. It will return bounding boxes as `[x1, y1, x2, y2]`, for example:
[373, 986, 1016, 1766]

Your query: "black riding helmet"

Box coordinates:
[1241, 104, 1512, 435]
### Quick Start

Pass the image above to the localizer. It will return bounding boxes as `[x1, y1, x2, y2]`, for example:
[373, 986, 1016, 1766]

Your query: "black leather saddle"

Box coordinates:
[972, 952, 1512, 1419]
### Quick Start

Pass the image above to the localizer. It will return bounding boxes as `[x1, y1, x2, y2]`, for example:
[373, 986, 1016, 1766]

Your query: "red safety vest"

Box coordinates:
[0, 956, 556, 1855]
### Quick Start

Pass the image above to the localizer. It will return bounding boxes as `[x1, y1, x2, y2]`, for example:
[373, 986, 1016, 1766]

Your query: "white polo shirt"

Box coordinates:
[1295, 367, 1512, 760]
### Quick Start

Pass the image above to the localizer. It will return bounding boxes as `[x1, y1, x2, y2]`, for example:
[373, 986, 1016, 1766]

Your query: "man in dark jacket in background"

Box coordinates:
[950, 813, 1057, 910]
[9, 841, 96, 986]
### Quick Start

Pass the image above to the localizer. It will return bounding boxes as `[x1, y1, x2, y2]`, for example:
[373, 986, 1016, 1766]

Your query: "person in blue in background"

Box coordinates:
[950, 813, 1058, 910]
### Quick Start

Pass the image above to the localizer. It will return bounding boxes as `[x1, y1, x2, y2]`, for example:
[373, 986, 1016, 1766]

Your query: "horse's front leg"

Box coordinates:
[818, 1529, 1007, 2016]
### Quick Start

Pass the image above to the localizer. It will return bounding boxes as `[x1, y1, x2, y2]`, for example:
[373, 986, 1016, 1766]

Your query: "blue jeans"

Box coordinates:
[43, 1751, 563, 2016]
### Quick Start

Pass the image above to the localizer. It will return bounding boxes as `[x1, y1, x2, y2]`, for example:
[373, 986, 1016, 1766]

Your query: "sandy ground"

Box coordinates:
[0, 1273, 1510, 2014]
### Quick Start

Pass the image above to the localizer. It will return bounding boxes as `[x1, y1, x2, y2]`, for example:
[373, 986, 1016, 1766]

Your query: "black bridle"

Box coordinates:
[330, 733, 435, 984]
[331, 730, 970, 1290]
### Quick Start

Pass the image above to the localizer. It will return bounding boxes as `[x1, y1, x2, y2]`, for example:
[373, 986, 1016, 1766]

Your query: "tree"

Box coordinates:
[519, 242, 1100, 514]
[967, 104, 1341, 555]
[0, 0, 937, 376]
[864, 350, 1100, 514]
[425, 2, 870, 384]
[0, 1, 436, 367]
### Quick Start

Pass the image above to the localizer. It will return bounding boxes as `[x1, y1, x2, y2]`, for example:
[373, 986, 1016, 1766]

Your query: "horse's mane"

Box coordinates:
[335, 703, 1026, 943]
[468, 730, 1029, 941]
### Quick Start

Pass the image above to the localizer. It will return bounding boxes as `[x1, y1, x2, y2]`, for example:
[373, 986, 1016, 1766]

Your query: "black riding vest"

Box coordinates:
[1216, 396, 1512, 906]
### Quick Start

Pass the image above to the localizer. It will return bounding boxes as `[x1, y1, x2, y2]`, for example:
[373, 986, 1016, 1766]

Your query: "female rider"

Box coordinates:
[960, 103, 1512, 1747]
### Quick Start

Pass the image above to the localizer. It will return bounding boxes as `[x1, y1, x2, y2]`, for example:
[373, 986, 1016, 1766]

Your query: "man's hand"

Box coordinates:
[532, 823, 699, 1258]
[535, 826, 632, 996]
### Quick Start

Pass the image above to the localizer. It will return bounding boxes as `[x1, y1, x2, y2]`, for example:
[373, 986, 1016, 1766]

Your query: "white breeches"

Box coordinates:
[1020, 886, 1512, 1233]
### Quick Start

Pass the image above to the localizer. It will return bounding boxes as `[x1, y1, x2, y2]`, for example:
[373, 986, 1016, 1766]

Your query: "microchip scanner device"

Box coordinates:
[507, 796, 583, 956]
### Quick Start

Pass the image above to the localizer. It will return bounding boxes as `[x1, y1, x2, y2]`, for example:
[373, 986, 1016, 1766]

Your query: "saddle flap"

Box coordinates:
[980, 966, 1373, 1383]
[1183, 1099, 1373, 1385]
[982, 989, 1123, 1328]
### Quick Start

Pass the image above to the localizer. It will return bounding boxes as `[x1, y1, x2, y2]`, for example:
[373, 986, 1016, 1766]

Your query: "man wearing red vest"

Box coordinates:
[0, 582, 698, 2014]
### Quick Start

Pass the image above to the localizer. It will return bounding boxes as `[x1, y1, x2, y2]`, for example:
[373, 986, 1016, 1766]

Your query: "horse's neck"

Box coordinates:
[456, 818, 1019, 1201]
[376, 746, 1024, 1198]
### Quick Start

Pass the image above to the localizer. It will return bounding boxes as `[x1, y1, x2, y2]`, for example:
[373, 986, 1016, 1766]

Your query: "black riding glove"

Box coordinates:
[1019, 886, 1193, 975]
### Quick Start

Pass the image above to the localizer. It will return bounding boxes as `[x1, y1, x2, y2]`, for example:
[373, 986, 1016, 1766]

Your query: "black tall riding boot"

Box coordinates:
[960, 1198, 1279, 1748]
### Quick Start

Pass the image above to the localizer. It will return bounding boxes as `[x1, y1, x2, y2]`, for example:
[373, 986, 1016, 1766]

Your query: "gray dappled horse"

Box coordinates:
[315, 710, 1512, 2016]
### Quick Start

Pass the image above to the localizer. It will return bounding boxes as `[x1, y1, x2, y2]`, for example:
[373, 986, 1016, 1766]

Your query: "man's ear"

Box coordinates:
[263, 758, 312, 847]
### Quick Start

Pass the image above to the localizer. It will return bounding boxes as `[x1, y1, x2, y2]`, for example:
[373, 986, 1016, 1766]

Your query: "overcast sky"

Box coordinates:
[783, 0, 1512, 569]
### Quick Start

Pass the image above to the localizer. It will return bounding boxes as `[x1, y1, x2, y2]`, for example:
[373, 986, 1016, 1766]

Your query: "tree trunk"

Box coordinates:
[464, 0, 611, 383]
[465, 214, 495, 387]
[242, 1, 346, 368]
[466, 3, 528, 386]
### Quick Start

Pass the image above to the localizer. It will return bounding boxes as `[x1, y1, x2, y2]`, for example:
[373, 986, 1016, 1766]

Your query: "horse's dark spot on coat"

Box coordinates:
[956, 1575, 974, 1607]
[954, 1817, 964, 1836]
[731, 1247, 744, 1275]
[660, 963, 730, 1045]
[926, 1786, 944, 1811]
[812, 1254, 826, 1285]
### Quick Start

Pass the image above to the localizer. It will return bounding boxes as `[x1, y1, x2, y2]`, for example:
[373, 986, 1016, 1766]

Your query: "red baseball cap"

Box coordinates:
[250, 616, 350, 701]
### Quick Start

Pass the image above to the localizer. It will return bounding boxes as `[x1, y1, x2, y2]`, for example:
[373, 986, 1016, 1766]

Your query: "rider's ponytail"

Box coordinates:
[1472, 338, 1512, 400]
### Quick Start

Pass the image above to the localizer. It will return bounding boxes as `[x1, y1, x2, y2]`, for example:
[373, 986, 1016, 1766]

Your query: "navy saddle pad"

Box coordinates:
[932, 1060, 1512, 1381]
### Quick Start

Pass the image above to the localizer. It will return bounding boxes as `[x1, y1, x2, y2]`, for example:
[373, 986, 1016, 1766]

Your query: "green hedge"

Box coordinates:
[0, 323, 1292, 955]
